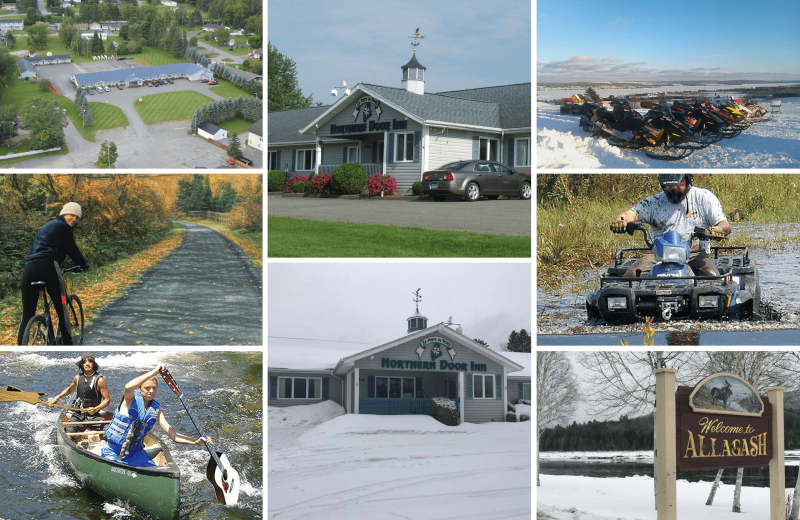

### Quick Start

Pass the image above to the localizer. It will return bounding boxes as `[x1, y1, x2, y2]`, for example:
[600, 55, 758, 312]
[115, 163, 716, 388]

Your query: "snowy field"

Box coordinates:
[536, 99, 800, 168]
[268, 401, 531, 519]
[537, 474, 778, 520]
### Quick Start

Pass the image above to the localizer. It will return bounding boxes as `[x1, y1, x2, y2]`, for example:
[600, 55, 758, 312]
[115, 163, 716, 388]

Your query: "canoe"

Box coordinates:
[55, 410, 181, 520]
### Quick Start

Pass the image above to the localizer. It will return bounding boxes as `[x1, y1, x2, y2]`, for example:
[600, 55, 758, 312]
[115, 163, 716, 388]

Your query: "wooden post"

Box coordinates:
[768, 386, 786, 520]
[654, 368, 677, 520]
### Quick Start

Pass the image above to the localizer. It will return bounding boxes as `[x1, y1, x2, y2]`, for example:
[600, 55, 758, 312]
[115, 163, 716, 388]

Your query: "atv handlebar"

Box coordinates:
[611, 222, 724, 248]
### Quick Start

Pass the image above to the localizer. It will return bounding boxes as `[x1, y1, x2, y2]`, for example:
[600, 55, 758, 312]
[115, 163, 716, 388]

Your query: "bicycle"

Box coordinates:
[21, 266, 86, 346]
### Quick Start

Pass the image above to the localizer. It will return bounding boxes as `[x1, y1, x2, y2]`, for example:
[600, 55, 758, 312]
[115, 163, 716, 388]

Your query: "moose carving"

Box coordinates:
[711, 380, 733, 408]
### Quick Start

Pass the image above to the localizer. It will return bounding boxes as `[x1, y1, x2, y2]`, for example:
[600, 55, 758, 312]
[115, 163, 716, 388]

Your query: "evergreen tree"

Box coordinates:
[176, 178, 193, 212]
[268, 41, 314, 110]
[190, 111, 198, 133]
[214, 181, 237, 212]
[507, 329, 531, 353]
[226, 132, 242, 160]
[83, 105, 93, 127]
[90, 31, 104, 54]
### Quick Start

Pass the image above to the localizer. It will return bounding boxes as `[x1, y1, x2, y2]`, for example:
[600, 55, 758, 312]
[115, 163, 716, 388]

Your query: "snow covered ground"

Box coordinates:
[536, 99, 800, 168]
[537, 474, 778, 520]
[268, 401, 531, 519]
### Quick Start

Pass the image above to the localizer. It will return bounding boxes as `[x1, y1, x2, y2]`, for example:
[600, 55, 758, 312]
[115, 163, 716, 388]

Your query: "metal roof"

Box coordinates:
[73, 62, 207, 85]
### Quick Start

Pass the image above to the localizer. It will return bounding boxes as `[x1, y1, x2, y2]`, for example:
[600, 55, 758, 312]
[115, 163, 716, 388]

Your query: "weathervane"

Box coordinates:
[408, 28, 424, 49]
[412, 288, 422, 312]
[330, 79, 351, 97]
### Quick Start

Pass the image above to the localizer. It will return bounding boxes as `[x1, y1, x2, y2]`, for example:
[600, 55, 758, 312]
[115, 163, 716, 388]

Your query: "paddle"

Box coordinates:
[158, 368, 240, 506]
[0, 385, 89, 412]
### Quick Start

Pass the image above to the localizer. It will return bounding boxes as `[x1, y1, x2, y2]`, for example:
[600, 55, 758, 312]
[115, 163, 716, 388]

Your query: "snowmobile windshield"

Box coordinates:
[659, 100, 675, 118]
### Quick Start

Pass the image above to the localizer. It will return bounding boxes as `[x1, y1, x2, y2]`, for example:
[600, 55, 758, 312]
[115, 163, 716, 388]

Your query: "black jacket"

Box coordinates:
[24, 219, 88, 267]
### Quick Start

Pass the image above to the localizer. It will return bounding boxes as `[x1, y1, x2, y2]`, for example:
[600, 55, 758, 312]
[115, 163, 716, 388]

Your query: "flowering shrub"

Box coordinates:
[286, 174, 308, 193]
[367, 173, 398, 196]
[308, 173, 331, 194]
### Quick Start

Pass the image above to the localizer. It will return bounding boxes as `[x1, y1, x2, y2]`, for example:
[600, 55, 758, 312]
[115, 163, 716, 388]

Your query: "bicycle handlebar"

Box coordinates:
[62, 265, 89, 274]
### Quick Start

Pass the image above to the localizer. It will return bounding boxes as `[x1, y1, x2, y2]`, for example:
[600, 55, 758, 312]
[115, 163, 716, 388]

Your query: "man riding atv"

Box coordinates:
[610, 174, 731, 277]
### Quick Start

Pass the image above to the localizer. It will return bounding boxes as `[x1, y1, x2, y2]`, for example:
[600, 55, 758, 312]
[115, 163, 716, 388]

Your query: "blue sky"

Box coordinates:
[537, 0, 800, 83]
[268, 0, 531, 105]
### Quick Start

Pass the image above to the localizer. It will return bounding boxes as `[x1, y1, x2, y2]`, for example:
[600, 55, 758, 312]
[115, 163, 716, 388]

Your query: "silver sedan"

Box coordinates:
[421, 160, 531, 201]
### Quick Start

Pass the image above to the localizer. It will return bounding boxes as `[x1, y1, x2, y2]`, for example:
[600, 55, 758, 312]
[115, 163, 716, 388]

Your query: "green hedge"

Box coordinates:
[330, 163, 367, 195]
[268, 170, 286, 192]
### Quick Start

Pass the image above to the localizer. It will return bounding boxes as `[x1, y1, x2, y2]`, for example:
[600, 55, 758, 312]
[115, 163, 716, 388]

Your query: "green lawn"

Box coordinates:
[224, 46, 250, 56]
[64, 100, 129, 142]
[133, 90, 216, 124]
[0, 144, 70, 165]
[267, 217, 532, 258]
[135, 46, 186, 67]
[209, 78, 253, 99]
[218, 118, 253, 135]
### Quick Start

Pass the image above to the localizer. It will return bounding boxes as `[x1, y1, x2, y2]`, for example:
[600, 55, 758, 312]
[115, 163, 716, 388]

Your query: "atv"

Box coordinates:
[586, 223, 760, 324]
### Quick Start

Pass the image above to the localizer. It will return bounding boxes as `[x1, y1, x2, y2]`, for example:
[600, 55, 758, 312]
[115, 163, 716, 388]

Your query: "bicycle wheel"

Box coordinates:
[67, 295, 85, 346]
[22, 315, 52, 346]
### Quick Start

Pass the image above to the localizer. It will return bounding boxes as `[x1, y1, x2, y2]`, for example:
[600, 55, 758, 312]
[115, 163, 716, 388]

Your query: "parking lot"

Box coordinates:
[11, 59, 262, 169]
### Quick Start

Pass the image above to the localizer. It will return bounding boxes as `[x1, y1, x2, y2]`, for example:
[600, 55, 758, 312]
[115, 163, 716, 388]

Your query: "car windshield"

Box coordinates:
[438, 161, 471, 170]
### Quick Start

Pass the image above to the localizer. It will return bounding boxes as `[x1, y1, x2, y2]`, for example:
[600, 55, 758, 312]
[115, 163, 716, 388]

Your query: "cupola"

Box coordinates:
[401, 52, 426, 95]
[407, 288, 428, 333]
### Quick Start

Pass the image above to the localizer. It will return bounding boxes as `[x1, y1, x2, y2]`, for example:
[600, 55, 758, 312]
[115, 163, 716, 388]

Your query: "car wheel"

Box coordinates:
[519, 182, 531, 200]
[464, 183, 480, 202]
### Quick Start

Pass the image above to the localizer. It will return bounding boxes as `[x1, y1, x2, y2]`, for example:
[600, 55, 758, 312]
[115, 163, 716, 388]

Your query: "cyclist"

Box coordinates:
[17, 202, 90, 346]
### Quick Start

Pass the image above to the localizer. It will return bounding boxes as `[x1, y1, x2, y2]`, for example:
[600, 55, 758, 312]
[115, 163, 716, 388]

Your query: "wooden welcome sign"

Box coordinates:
[676, 373, 773, 471]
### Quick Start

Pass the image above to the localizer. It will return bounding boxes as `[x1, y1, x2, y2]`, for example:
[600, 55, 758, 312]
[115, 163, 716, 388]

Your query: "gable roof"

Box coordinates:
[248, 118, 262, 136]
[28, 54, 70, 64]
[333, 322, 525, 375]
[435, 83, 531, 129]
[267, 105, 330, 145]
[198, 121, 223, 134]
[16, 58, 35, 76]
[73, 62, 207, 85]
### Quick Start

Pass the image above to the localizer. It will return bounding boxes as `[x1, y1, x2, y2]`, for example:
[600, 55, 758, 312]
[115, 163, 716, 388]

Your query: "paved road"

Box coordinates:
[8, 59, 261, 169]
[268, 195, 532, 237]
[84, 222, 262, 346]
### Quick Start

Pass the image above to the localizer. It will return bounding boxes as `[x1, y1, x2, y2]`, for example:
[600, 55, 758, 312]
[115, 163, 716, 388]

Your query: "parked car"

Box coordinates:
[167, 79, 174, 84]
[95, 86, 103, 93]
[86, 88, 94, 95]
[421, 160, 531, 201]
[146, 81, 152, 87]
[117, 56, 125, 60]
[154, 81, 160, 87]
[117, 84, 124, 90]
[103, 85, 109, 92]
[208, 80, 219, 85]
[239, 157, 253, 166]
[200, 78, 209, 83]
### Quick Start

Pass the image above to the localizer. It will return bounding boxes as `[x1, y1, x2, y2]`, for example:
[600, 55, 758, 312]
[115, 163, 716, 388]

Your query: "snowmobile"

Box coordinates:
[668, 101, 726, 144]
[586, 222, 761, 324]
[587, 99, 699, 160]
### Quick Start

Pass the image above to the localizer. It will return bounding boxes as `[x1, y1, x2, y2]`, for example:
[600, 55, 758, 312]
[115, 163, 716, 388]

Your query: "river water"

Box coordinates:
[537, 223, 800, 345]
[0, 351, 263, 520]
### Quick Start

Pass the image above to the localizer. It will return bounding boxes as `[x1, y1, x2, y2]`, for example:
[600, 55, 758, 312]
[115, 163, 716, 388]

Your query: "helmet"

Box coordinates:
[658, 174, 692, 203]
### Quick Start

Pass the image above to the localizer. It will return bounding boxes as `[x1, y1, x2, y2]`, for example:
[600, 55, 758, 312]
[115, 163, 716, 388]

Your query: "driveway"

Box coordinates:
[267, 195, 532, 236]
[10, 60, 254, 169]
[83, 221, 262, 346]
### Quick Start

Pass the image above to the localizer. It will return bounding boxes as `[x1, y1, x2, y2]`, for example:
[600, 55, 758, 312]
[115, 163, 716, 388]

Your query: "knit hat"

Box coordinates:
[59, 202, 82, 219]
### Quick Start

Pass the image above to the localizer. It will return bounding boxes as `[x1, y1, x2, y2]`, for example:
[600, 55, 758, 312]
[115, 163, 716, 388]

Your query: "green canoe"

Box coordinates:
[56, 410, 181, 520]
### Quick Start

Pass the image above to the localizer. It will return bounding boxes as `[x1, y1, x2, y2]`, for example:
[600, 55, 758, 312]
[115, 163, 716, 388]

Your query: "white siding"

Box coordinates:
[427, 128, 473, 169]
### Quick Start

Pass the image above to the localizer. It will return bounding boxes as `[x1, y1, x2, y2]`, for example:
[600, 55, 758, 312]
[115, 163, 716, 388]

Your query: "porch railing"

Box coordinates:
[359, 398, 460, 418]
[318, 163, 382, 175]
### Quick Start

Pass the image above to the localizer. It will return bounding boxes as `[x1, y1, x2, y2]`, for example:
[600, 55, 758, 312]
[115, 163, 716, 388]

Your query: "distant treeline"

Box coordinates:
[540, 408, 800, 452]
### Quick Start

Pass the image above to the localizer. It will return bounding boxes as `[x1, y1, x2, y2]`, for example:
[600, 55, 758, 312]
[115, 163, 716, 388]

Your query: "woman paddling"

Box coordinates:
[48, 353, 111, 434]
[102, 364, 211, 467]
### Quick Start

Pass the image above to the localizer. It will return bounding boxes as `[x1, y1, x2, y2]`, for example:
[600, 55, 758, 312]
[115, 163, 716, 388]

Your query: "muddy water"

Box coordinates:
[537, 223, 800, 345]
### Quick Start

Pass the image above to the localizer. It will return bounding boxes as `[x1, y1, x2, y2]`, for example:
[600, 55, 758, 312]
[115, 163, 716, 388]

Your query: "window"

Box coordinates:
[444, 379, 457, 398]
[479, 138, 499, 161]
[375, 377, 415, 398]
[514, 138, 531, 168]
[268, 151, 278, 170]
[473, 374, 494, 399]
[278, 377, 322, 399]
[296, 149, 316, 171]
[523, 383, 531, 400]
[395, 132, 414, 162]
[347, 146, 360, 163]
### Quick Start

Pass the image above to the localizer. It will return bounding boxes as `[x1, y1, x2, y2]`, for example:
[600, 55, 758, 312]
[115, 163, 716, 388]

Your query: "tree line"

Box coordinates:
[175, 175, 238, 213]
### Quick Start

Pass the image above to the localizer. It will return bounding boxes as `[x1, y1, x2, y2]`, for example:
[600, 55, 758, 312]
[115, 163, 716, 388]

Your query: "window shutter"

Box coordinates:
[291, 150, 296, 172]
[343, 147, 348, 164]
[495, 374, 502, 400]
[465, 373, 473, 400]
[276, 150, 281, 171]
[413, 131, 421, 162]
[387, 133, 394, 163]
[507, 138, 515, 166]
[472, 136, 480, 160]
[518, 382, 523, 400]
[372, 142, 377, 163]
[321, 147, 325, 165]
[416, 376, 424, 398]
[322, 377, 329, 401]
[269, 376, 277, 400]
[368, 375, 375, 398]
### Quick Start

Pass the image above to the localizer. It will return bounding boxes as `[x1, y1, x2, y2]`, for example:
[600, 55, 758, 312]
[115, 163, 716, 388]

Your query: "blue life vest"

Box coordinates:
[104, 389, 160, 457]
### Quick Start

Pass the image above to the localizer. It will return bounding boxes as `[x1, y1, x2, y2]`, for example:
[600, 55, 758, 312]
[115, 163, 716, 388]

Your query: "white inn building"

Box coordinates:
[267, 52, 532, 194]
